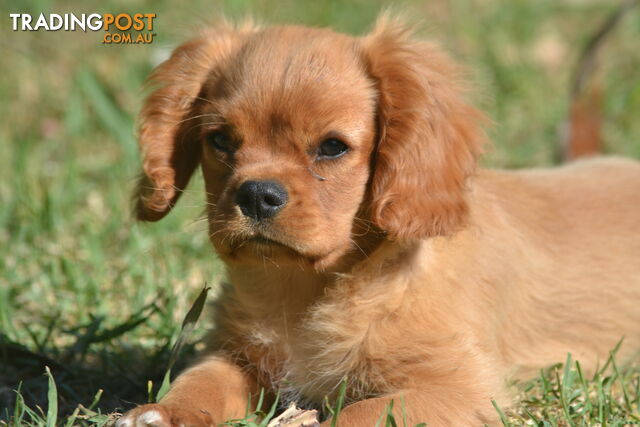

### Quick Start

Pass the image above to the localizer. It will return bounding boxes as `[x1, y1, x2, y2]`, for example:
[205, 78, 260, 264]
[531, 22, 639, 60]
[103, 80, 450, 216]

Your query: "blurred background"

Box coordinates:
[1, 0, 639, 423]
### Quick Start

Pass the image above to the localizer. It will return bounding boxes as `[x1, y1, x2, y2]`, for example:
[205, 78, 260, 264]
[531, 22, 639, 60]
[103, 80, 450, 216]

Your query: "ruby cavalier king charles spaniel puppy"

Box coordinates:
[117, 16, 640, 427]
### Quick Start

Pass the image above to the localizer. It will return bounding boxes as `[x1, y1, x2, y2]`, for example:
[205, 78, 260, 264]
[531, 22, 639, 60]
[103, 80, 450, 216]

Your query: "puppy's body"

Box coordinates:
[118, 19, 640, 426]
[207, 158, 640, 421]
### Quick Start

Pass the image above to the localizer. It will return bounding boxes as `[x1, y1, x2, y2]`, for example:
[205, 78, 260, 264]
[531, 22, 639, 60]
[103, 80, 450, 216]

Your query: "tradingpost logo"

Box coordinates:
[9, 13, 157, 44]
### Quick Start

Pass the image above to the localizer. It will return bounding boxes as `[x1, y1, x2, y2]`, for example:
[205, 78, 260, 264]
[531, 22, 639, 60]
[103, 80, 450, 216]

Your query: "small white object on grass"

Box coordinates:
[266, 402, 320, 427]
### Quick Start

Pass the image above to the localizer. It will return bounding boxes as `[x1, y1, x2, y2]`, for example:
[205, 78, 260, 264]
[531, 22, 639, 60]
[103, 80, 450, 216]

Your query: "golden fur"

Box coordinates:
[118, 17, 640, 426]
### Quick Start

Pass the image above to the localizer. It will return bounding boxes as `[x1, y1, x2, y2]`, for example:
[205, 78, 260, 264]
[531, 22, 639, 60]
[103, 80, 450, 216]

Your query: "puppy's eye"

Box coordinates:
[205, 131, 234, 152]
[317, 138, 349, 159]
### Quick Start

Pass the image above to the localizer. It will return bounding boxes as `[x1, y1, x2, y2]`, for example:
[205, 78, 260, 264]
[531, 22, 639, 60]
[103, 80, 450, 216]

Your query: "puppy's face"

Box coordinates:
[199, 28, 377, 267]
[135, 18, 485, 270]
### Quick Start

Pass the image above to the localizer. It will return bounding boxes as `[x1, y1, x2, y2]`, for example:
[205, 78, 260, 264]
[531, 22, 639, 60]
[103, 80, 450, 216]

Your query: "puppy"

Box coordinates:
[117, 17, 640, 426]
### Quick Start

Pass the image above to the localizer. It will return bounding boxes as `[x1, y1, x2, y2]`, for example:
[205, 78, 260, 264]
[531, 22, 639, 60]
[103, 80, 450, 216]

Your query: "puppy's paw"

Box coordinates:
[116, 404, 214, 427]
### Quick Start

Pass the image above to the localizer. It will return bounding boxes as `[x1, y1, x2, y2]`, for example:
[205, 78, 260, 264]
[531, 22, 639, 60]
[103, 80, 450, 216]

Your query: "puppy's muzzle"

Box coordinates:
[235, 180, 288, 221]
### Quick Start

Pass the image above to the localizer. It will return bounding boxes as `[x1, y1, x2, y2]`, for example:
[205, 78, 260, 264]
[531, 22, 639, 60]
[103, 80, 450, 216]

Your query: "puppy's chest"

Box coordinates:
[239, 312, 344, 400]
[224, 297, 318, 381]
[224, 295, 407, 407]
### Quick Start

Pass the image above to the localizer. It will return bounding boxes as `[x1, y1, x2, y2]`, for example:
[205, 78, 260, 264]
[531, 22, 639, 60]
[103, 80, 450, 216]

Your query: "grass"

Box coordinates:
[6, 349, 640, 426]
[1, 0, 639, 425]
[497, 347, 640, 426]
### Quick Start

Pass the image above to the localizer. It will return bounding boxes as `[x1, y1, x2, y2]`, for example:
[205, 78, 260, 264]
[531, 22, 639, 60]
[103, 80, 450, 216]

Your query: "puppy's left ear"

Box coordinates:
[135, 23, 255, 221]
[362, 17, 486, 240]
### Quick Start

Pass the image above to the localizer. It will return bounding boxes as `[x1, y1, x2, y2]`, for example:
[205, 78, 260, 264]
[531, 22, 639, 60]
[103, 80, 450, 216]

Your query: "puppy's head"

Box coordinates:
[135, 17, 485, 269]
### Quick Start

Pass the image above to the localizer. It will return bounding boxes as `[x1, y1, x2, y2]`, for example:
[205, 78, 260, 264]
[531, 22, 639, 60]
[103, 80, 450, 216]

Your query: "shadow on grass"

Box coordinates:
[0, 304, 199, 424]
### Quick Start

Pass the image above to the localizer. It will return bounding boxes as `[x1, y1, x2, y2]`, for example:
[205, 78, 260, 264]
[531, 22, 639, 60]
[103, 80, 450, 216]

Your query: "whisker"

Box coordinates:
[173, 113, 223, 126]
[217, 158, 235, 171]
[183, 121, 227, 136]
[350, 238, 368, 259]
[194, 95, 222, 107]
[263, 255, 280, 269]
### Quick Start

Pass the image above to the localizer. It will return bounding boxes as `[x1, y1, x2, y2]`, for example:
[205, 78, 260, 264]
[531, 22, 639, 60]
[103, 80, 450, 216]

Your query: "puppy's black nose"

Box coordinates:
[235, 180, 288, 221]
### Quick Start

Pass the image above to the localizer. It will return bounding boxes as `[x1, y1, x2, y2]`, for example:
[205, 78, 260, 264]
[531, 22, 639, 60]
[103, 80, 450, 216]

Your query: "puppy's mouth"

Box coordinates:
[226, 232, 299, 257]
[245, 234, 290, 249]
[209, 215, 349, 269]
[223, 233, 347, 271]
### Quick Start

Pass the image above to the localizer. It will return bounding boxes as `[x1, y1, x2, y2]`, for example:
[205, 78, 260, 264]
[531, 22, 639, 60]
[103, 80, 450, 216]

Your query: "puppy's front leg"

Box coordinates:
[117, 356, 257, 427]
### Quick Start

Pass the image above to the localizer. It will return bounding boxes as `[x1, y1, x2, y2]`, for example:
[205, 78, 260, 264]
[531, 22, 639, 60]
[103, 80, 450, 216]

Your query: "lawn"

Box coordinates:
[1, 0, 639, 425]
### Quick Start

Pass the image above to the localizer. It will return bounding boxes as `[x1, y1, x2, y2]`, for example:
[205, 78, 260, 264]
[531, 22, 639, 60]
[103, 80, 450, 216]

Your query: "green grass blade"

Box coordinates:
[254, 388, 266, 413]
[399, 395, 408, 427]
[156, 285, 210, 402]
[147, 380, 154, 403]
[560, 353, 576, 426]
[168, 285, 210, 370]
[594, 339, 623, 381]
[45, 366, 58, 427]
[330, 377, 348, 427]
[64, 407, 80, 427]
[609, 350, 632, 411]
[88, 389, 103, 411]
[574, 360, 592, 416]
[258, 390, 280, 427]
[492, 399, 511, 427]
[374, 410, 386, 427]
[156, 369, 172, 402]
[156, 285, 211, 402]
[384, 400, 397, 427]
[523, 408, 541, 425]
[12, 383, 26, 426]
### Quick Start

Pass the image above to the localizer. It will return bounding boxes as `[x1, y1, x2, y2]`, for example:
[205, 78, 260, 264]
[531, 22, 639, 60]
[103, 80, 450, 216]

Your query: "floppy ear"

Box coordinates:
[362, 17, 486, 240]
[135, 25, 253, 221]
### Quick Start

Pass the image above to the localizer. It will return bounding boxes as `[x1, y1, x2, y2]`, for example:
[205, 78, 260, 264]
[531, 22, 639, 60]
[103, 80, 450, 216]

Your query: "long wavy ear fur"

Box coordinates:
[362, 16, 486, 240]
[135, 23, 254, 221]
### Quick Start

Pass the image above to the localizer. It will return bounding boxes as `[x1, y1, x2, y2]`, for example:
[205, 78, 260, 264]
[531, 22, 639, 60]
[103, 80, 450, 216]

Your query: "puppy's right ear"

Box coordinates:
[135, 25, 252, 221]
[362, 16, 485, 240]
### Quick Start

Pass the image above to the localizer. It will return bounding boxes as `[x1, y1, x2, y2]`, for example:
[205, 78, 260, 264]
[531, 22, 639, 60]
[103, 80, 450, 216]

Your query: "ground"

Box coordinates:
[1, 0, 639, 425]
